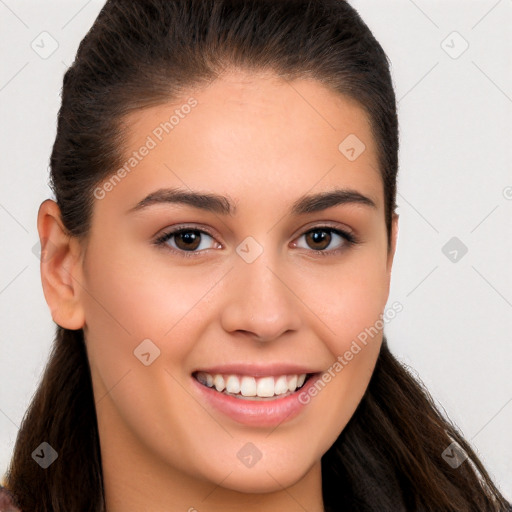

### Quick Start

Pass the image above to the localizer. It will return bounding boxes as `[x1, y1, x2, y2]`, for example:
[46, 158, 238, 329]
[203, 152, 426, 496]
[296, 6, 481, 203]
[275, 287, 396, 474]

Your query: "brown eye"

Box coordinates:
[155, 228, 217, 253]
[304, 229, 332, 251]
[174, 230, 202, 251]
[295, 227, 354, 253]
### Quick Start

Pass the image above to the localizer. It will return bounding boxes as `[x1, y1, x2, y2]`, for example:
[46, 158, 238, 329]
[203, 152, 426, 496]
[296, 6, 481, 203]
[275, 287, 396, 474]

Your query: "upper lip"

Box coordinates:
[193, 363, 321, 377]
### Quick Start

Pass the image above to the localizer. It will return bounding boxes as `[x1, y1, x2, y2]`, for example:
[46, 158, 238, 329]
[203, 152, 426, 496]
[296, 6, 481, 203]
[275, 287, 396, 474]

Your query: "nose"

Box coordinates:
[220, 247, 303, 343]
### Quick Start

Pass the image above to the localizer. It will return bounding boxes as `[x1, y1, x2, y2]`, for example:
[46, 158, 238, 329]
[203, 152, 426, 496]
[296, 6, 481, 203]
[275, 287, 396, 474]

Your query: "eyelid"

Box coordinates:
[291, 220, 355, 240]
[291, 226, 357, 256]
[153, 224, 222, 252]
[153, 221, 358, 257]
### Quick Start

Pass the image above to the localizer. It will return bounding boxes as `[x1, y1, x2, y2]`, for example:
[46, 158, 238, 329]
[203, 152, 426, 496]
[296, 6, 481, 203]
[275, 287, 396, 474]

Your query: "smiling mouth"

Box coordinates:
[193, 371, 314, 401]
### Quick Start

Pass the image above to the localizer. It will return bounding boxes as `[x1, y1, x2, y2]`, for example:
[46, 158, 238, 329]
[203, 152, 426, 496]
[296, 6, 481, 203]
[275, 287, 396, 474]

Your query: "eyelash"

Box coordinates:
[153, 225, 358, 259]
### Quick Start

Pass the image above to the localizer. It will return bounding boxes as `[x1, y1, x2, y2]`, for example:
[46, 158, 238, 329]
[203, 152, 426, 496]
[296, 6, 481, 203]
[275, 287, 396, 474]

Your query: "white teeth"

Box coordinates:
[225, 375, 240, 394]
[256, 376, 275, 397]
[213, 374, 225, 392]
[240, 376, 257, 396]
[274, 375, 289, 395]
[195, 371, 308, 398]
[287, 375, 298, 392]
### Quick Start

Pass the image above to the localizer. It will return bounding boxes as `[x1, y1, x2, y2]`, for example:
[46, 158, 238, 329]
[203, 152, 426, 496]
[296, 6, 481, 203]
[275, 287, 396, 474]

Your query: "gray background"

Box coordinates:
[1, 0, 511, 499]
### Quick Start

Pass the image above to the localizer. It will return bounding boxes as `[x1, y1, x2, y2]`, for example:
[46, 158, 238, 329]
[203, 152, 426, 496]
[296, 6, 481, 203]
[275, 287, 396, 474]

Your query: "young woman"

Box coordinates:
[1, 1, 510, 511]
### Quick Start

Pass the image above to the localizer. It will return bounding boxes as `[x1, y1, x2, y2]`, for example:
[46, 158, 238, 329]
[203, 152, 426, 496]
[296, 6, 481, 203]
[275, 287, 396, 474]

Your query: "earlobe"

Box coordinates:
[37, 199, 86, 330]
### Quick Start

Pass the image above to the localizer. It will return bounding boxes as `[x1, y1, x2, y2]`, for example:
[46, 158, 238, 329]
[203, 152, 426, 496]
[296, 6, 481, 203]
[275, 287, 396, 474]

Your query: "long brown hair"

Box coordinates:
[4, 1, 510, 510]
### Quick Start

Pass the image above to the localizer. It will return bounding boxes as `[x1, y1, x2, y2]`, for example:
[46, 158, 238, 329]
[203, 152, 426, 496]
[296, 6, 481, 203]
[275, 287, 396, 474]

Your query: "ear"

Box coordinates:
[36, 199, 86, 330]
[387, 212, 399, 273]
[383, 212, 399, 299]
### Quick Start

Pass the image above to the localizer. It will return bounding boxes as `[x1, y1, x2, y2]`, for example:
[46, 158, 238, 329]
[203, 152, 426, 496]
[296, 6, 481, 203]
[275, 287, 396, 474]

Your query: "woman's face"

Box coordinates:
[56, 71, 397, 497]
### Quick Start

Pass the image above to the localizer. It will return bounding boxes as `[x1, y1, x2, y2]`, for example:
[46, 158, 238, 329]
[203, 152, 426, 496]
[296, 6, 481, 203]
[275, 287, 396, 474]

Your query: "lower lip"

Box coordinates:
[191, 373, 321, 427]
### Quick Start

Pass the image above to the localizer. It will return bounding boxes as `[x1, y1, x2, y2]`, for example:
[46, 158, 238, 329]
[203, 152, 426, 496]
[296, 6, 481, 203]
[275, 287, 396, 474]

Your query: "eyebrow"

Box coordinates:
[127, 187, 377, 216]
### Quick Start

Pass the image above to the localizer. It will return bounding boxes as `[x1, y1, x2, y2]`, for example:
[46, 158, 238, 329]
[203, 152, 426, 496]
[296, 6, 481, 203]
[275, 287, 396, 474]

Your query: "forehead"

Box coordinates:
[100, 71, 383, 216]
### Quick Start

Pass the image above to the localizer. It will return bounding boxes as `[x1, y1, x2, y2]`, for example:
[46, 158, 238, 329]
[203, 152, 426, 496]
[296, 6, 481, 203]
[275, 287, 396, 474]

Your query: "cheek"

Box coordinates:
[80, 248, 229, 472]
[81, 241, 223, 347]
[306, 340, 381, 460]
[299, 265, 386, 454]
[301, 252, 389, 353]
[79, 243, 233, 423]
[292, 250, 387, 439]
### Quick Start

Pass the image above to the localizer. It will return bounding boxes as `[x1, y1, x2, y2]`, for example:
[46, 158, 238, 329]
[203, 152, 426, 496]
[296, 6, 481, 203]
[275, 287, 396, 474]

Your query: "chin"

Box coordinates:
[193, 450, 316, 495]
[217, 466, 309, 494]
